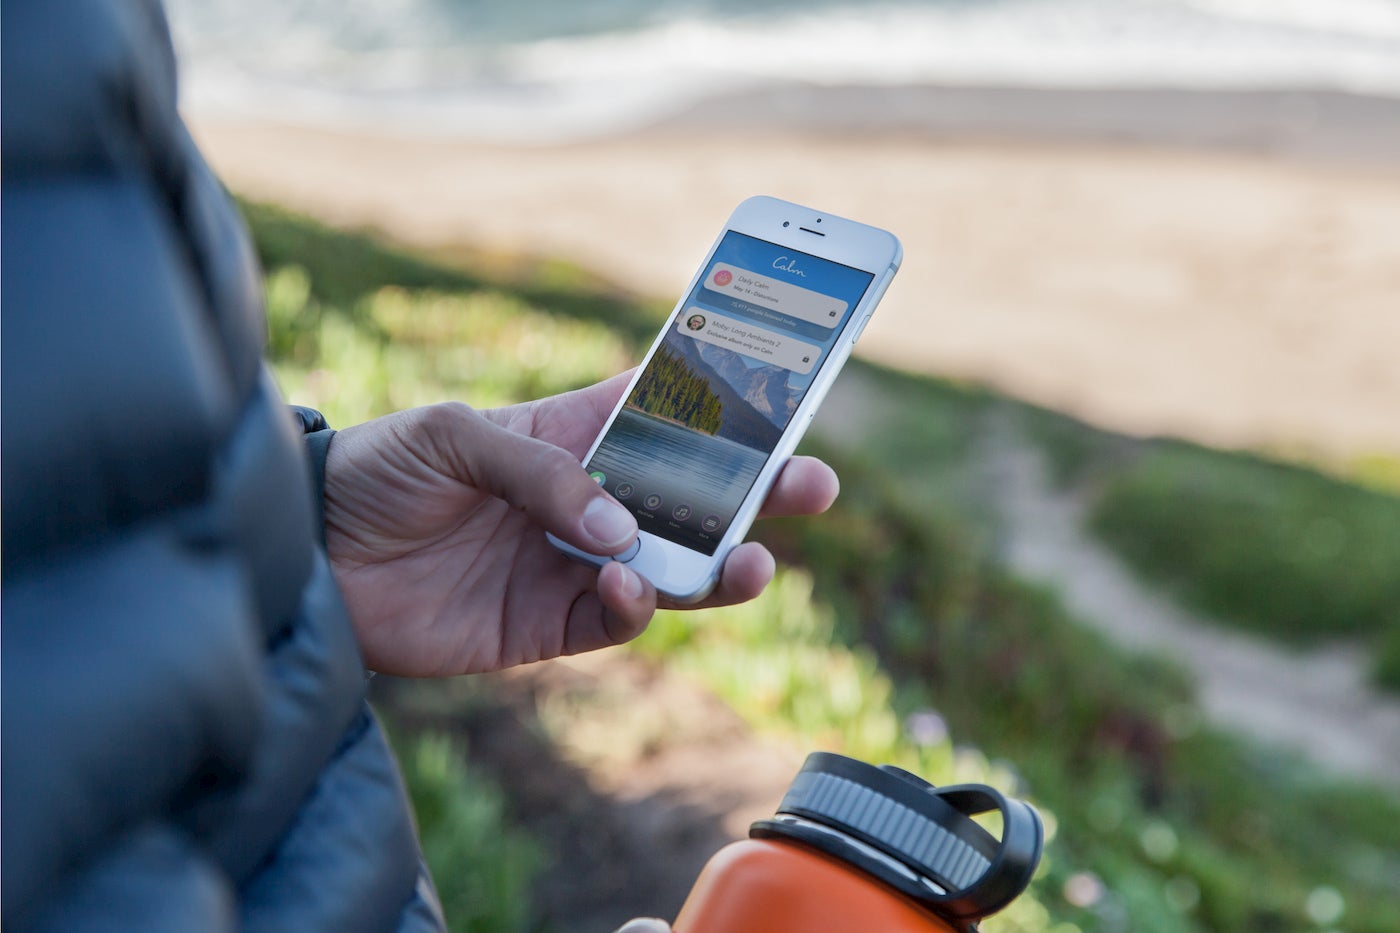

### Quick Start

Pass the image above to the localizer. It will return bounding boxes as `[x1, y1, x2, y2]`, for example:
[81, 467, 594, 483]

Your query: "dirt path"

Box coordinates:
[817, 370, 1400, 788]
[379, 652, 804, 932]
[979, 407, 1400, 788]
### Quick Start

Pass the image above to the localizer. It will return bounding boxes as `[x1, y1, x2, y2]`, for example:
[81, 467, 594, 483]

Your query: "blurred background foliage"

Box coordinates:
[249, 201, 1400, 933]
[389, 729, 547, 932]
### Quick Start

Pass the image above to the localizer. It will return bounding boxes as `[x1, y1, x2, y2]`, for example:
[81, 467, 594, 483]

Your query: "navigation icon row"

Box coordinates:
[590, 472, 722, 532]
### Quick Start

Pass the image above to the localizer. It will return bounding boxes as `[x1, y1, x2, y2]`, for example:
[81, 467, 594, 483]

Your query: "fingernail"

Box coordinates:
[614, 920, 671, 933]
[583, 496, 636, 548]
[617, 564, 645, 600]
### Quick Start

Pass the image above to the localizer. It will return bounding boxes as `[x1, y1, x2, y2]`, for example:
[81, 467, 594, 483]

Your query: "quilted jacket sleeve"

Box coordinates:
[1, 2, 443, 929]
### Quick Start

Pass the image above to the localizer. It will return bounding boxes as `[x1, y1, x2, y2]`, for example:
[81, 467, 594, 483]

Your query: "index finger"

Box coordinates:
[757, 455, 840, 519]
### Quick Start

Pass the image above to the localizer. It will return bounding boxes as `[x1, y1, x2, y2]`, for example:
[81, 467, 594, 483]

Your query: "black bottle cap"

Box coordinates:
[751, 752, 1042, 929]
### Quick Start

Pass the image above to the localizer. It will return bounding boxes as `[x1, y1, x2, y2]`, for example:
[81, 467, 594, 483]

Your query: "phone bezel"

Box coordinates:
[550, 195, 902, 602]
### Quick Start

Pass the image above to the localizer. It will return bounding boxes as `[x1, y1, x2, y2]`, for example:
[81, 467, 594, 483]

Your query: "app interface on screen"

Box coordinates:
[586, 231, 875, 555]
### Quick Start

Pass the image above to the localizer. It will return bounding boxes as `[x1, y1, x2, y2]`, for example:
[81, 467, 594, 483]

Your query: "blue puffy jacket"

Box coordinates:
[2, 1, 445, 929]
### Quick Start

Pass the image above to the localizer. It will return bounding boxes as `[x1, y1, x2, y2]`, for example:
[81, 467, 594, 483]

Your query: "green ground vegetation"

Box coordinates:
[755, 458, 1400, 932]
[388, 729, 545, 933]
[1021, 410, 1400, 690]
[834, 361, 1400, 693]
[249, 200, 1400, 932]
[1090, 442, 1400, 681]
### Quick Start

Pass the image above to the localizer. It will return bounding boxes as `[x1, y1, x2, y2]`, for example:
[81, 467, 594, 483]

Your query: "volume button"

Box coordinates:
[853, 312, 873, 341]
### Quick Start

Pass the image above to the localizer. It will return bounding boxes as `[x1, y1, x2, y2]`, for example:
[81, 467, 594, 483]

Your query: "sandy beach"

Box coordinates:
[189, 86, 1400, 459]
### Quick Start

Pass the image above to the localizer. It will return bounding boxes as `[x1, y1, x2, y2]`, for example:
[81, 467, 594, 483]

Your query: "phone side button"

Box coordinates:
[852, 311, 873, 341]
[614, 538, 642, 563]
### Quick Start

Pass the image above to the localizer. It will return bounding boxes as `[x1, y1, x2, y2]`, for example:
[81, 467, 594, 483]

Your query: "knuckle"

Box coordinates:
[532, 443, 584, 489]
[416, 400, 477, 434]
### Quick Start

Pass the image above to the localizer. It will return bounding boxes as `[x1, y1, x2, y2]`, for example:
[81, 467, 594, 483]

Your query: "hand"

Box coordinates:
[322, 372, 839, 677]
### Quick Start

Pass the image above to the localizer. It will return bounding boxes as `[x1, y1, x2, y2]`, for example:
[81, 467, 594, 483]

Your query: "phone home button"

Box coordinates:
[614, 538, 642, 563]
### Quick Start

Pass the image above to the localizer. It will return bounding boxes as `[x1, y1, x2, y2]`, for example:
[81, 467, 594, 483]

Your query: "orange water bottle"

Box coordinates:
[674, 752, 1043, 933]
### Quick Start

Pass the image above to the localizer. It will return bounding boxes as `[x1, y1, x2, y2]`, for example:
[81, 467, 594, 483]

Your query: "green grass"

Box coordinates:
[832, 363, 1003, 531]
[1017, 397, 1400, 690]
[249, 201, 642, 428]
[243, 200, 668, 345]
[264, 263, 634, 425]
[388, 729, 546, 933]
[1018, 401, 1400, 689]
[1019, 402, 1140, 490]
[1090, 441, 1400, 643]
[246, 200, 1400, 933]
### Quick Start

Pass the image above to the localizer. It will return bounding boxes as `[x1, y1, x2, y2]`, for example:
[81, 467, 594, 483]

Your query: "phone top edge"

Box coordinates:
[727, 196, 901, 275]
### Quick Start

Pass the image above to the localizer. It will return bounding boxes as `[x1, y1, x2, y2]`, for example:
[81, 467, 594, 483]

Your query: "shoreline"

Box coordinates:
[622, 404, 712, 436]
[648, 83, 1400, 167]
[191, 83, 1400, 165]
[189, 85, 1400, 460]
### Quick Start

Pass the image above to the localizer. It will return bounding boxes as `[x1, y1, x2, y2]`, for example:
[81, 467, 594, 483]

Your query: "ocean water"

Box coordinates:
[167, 0, 1400, 139]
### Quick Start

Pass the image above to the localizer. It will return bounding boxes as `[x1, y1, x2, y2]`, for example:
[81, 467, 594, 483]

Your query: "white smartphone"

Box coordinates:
[549, 196, 901, 603]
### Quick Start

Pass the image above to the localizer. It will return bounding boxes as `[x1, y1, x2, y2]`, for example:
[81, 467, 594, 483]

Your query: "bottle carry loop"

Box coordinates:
[750, 753, 1043, 931]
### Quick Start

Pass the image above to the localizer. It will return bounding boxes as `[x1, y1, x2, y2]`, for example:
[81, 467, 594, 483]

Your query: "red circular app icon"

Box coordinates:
[713, 269, 732, 287]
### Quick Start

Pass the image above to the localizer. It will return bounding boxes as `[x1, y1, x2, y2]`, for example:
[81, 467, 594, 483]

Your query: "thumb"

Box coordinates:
[423, 402, 637, 554]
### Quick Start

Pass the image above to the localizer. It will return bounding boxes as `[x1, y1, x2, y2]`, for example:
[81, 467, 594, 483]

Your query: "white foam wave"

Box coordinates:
[1182, 0, 1400, 40]
[506, 1, 1400, 92]
[170, 0, 1400, 142]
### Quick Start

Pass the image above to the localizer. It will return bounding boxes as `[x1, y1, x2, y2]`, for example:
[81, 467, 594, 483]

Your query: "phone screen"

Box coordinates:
[585, 231, 875, 555]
